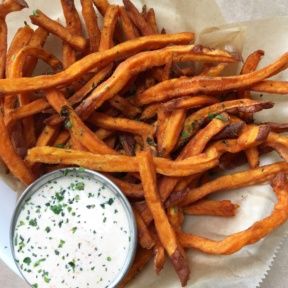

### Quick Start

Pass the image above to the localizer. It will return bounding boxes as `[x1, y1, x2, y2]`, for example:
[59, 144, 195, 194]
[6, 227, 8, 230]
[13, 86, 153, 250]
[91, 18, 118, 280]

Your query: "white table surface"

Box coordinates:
[1, 237, 288, 287]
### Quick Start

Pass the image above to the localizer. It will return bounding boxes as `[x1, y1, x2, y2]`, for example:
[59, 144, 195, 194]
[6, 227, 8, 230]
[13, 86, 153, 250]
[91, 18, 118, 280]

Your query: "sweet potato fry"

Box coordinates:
[159, 109, 186, 156]
[184, 200, 239, 217]
[98, 5, 119, 51]
[77, 44, 236, 118]
[30, 9, 87, 51]
[145, 8, 158, 34]
[0, 33, 194, 94]
[262, 122, 288, 133]
[53, 130, 70, 147]
[133, 207, 155, 249]
[174, 162, 288, 207]
[156, 109, 168, 150]
[151, 229, 166, 274]
[212, 120, 245, 141]
[0, 113, 35, 185]
[80, 0, 101, 52]
[109, 94, 140, 118]
[251, 80, 288, 94]
[135, 52, 288, 105]
[137, 150, 190, 286]
[199, 63, 227, 76]
[123, 0, 154, 36]
[94, 128, 113, 140]
[140, 103, 161, 120]
[61, 0, 83, 68]
[178, 173, 288, 254]
[36, 125, 60, 147]
[88, 112, 154, 136]
[92, 0, 109, 16]
[118, 247, 152, 288]
[119, 6, 138, 40]
[27, 146, 218, 177]
[0, 0, 28, 17]
[45, 89, 116, 155]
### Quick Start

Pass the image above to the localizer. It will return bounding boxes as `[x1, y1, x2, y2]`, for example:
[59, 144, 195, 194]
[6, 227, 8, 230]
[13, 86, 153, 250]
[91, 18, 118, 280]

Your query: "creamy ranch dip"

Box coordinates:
[12, 169, 134, 288]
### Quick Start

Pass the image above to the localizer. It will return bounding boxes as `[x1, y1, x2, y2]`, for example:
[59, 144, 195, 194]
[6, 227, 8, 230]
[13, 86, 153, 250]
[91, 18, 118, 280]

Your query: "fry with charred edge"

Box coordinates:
[212, 120, 245, 141]
[145, 8, 158, 34]
[88, 112, 154, 136]
[61, 0, 83, 68]
[0, 33, 194, 94]
[23, 27, 49, 76]
[159, 109, 186, 157]
[262, 122, 288, 133]
[0, 0, 28, 78]
[119, 6, 138, 40]
[135, 52, 288, 105]
[98, 5, 119, 51]
[123, 0, 154, 36]
[137, 150, 190, 286]
[180, 99, 273, 145]
[26, 146, 218, 177]
[178, 173, 288, 254]
[81, 0, 101, 52]
[104, 174, 143, 198]
[156, 109, 169, 150]
[173, 162, 288, 207]
[109, 95, 141, 118]
[0, 113, 35, 185]
[133, 207, 155, 249]
[30, 9, 86, 51]
[184, 200, 239, 217]
[164, 95, 219, 111]
[4, 98, 50, 127]
[92, 0, 108, 16]
[76, 45, 235, 118]
[45, 89, 116, 155]
[118, 247, 152, 288]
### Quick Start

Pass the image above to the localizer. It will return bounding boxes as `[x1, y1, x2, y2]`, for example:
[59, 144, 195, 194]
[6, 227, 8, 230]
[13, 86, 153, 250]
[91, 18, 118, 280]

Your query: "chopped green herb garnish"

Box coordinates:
[45, 227, 51, 233]
[215, 114, 228, 122]
[55, 192, 64, 201]
[32, 284, 38, 288]
[107, 198, 114, 205]
[23, 257, 31, 265]
[180, 130, 190, 139]
[106, 256, 112, 261]
[50, 204, 63, 215]
[68, 260, 76, 271]
[86, 204, 95, 209]
[55, 143, 65, 148]
[33, 258, 46, 267]
[29, 219, 37, 227]
[72, 227, 77, 233]
[59, 240, 65, 248]
[75, 182, 85, 190]
[55, 250, 60, 255]
[32, 9, 39, 17]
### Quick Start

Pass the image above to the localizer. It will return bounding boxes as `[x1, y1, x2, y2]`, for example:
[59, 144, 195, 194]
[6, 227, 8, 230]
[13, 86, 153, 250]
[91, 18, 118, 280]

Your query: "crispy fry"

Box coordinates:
[123, 0, 154, 36]
[109, 94, 140, 118]
[135, 52, 288, 105]
[30, 9, 87, 51]
[145, 8, 158, 34]
[245, 146, 260, 168]
[0, 33, 194, 94]
[0, 0, 28, 17]
[77, 44, 236, 118]
[159, 109, 186, 156]
[45, 89, 116, 155]
[119, 6, 138, 40]
[0, 113, 34, 184]
[98, 5, 119, 52]
[137, 150, 190, 286]
[262, 122, 288, 133]
[199, 63, 227, 76]
[251, 80, 288, 94]
[118, 247, 152, 288]
[133, 207, 155, 249]
[53, 130, 70, 147]
[140, 103, 161, 120]
[153, 232, 166, 274]
[92, 0, 109, 16]
[156, 109, 168, 150]
[70, 134, 88, 151]
[88, 112, 154, 136]
[61, 0, 83, 68]
[178, 173, 288, 254]
[212, 120, 245, 141]
[27, 146, 219, 177]
[36, 125, 60, 147]
[184, 200, 239, 217]
[94, 128, 113, 140]
[81, 0, 101, 52]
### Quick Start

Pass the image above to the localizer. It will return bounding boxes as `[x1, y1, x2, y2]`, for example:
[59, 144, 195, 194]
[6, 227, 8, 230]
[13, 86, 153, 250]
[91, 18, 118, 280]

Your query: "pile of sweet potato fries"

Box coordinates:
[2, 0, 288, 286]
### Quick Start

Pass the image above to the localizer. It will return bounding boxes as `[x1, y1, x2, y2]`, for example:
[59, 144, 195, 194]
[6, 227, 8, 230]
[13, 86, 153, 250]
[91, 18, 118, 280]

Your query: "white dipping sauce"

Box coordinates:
[13, 170, 133, 288]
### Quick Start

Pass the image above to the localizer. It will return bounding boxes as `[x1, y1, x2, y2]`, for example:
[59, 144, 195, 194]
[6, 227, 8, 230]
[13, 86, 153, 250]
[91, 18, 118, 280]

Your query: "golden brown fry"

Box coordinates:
[77, 44, 236, 118]
[137, 150, 190, 286]
[133, 207, 155, 249]
[4, 98, 50, 127]
[0, 0, 28, 17]
[81, 0, 101, 52]
[98, 5, 119, 52]
[119, 6, 138, 40]
[0, 33, 194, 94]
[199, 63, 227, 76]
[0, 113, 35, 185]
[245, 146, 260, 168]
[123, 0, 154, 36]
[92, 0, 109, 16]
[88, 112, 154, 136]
[45, 89, 116, 155]
[184, 200, 239, 217]
[140, 103, 161, 120]
[118, 247, 152, 288]
[159, 109, 186, 156]
[94, 128, 113, 140]
[61, 0, 83, 68]
[53, 130, 70, 147]
[30, 9, 86, 51]
[163, 95, 219, 111]
[178, 173, 288, 254]
[70, 134, 88, 151]
[27, 146, 219, 177]
[153, 232, 166, 274]
[145, 8, 158, 34]
[241, 50, 264, 75]
[156, 109, 168, 150]
[135, 52, 288, 105]
[36, 125, 60, 147]
[251, 80, 288, 94]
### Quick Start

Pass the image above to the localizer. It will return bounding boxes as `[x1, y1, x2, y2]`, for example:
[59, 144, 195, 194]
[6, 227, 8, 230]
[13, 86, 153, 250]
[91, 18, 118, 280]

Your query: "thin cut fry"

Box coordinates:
[119, 6, 138, 40]
[109, 95, 141, 118]
[92, 0, 109, 16]
[153, 232, 166, 274]
[199, 63, 227, 76]
[178, 173, 288, 254]
[36, 125, 60, 147]
[30, 9, 87, 51]
[184, 200, 239, 217]
[137, 150, 190, 286]
[53, 130, 70, 147]
[81, 0, 101, 52]
[145, 8, 158, 34]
